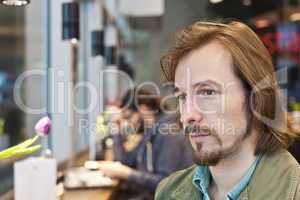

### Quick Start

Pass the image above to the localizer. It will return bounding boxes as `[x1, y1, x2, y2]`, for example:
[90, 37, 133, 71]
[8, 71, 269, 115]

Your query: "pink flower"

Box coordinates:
[35, 116, 52, 136]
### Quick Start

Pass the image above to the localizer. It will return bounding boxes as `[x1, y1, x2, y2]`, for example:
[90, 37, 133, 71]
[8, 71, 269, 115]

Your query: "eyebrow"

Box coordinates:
[192, 80, 222, 90]
[174, 79, 222, 94]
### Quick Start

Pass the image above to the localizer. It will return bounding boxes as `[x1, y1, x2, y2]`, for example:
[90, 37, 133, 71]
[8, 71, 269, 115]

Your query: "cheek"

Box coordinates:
[213, 100, 248, 139]
[224, 84, 249, 126]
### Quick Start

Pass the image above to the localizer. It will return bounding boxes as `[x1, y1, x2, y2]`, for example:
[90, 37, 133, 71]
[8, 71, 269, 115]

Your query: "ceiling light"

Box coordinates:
[62, 2, 80, 41]
[210, 0, 223, 4]
[0, 0, 30, 6]
[70, 38, 78, 44]
[243, 0, 251, 6]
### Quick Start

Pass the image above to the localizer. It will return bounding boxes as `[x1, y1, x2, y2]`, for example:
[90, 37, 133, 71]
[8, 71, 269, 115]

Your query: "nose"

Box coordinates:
[180, 98, 204, 125]
[181, 111, 204, 125]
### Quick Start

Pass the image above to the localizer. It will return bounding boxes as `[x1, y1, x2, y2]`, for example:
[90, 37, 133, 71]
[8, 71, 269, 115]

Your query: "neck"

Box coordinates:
[209, 132, 257, 195]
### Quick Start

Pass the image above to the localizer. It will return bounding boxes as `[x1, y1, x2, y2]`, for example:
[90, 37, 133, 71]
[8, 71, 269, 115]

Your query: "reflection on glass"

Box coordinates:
[0, 3, 44, 195]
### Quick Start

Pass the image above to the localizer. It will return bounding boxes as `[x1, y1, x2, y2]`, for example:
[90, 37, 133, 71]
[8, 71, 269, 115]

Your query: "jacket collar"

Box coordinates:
[170, 150, 299, 200]
[170, 165, 202, 200]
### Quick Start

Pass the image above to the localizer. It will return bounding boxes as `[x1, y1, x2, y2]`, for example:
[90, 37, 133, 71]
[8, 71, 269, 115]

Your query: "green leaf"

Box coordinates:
[0, 135, 40, 160]
[13, 145, 42, 157]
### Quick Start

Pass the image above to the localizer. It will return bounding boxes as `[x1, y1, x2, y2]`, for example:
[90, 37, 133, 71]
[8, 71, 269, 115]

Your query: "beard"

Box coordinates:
[185, 123, 250, 166]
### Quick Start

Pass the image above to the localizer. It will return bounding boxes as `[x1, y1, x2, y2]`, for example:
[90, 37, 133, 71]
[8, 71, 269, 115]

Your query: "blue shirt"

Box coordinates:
[192, 155, 262, 200]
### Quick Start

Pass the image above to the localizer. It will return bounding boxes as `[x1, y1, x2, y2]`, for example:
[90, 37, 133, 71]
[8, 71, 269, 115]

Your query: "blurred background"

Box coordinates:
[0, 0, 299, 199]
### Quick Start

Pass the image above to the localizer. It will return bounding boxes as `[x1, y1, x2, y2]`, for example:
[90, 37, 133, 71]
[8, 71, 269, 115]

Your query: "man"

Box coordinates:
[98, 88, 193, 200]
[155, 21, 300, 200]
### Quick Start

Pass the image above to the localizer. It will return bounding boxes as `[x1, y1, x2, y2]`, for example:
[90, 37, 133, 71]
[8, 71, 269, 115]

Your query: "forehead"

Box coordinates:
[174, 41, 239, 89]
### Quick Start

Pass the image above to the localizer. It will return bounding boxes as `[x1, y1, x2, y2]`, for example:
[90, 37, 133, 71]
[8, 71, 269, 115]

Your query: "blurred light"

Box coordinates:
[1, 0, 30, 6]
[255, 19, 270, 28]
[70, 38, 78, 44]
[210, 0, 223, 4]
[243, 0, 251, 6]
[84, 161, 100, 170]
[290, 13, 300, 22]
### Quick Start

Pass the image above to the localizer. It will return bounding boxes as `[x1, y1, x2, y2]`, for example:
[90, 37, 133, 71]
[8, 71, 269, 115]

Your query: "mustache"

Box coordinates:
[184, 124, 213, 136]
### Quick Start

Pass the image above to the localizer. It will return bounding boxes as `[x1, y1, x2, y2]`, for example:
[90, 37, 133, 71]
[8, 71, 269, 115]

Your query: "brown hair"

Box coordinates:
[161, 20, 299, 155]
[121, 88, 161, 114]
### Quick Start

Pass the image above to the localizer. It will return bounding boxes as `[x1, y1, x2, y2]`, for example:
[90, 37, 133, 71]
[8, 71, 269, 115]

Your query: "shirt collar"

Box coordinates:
[192, 155, 262, 200]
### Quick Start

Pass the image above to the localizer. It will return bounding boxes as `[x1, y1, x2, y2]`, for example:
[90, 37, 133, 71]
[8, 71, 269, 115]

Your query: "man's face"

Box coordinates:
[175, 41, 251, 166]
[118, 109, 142, 135]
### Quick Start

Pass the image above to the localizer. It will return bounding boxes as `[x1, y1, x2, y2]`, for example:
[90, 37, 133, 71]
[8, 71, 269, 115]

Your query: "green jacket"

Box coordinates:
[155, 149, 300, 200]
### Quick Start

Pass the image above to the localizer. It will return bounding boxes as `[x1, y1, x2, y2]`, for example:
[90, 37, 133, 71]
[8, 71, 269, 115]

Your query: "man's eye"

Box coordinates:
[197, 89, 217, 96]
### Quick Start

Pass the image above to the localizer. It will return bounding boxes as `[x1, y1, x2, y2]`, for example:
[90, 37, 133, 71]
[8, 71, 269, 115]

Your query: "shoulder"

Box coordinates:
[264, 149, 300, 177]
[155, 165, 196, 199]
[248, 149, 300, 199]
[266, 149, 299, 164]
[294, 171, 300, 200]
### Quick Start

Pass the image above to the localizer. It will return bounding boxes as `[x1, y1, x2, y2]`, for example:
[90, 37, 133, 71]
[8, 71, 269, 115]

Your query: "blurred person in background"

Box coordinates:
[98, 88, 193, 200]
[155, 20, 300, 200]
